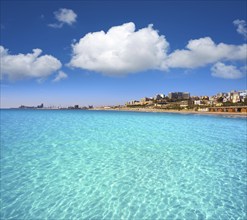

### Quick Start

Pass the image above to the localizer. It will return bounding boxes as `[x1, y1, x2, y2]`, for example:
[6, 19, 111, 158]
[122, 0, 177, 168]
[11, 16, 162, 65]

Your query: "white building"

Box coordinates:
[239, 90, 247, 102]
[194, 100, 203, 105]
[231, 92, 240, 103]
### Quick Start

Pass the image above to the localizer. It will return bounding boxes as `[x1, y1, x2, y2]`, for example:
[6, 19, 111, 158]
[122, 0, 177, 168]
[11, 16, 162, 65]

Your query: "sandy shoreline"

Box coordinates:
[91, 107, 247, 118]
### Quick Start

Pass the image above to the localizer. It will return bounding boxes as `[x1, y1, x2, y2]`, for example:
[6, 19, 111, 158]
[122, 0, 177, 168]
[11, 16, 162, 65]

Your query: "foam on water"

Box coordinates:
[0, 110, 246, 219]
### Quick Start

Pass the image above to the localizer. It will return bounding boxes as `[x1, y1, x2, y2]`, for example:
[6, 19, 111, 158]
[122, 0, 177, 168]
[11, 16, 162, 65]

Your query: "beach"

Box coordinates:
[91, 107, 247, 117]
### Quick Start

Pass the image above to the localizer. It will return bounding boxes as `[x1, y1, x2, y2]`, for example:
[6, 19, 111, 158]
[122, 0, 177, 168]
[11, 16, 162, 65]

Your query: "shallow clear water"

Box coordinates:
[0, 109, 246, 220]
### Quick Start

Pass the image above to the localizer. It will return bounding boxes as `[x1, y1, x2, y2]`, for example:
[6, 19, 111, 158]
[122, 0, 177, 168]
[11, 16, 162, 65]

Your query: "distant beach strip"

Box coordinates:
[91, 107, 247, 118]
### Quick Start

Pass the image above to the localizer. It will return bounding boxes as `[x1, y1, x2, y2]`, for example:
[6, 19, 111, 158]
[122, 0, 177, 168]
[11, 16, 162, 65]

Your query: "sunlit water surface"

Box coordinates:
[0, 110, 246, 219]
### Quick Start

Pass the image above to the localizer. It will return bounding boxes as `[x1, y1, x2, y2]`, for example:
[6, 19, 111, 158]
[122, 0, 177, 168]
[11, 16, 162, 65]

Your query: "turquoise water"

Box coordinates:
[0, 109, 246, 220]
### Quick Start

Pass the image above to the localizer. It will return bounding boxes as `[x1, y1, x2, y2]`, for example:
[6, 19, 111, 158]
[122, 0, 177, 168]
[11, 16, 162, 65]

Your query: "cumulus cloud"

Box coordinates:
[53, 71, 68, 82]
[55, 8, 77, 25]
[233, 19, 247, 39]
[69, 22, 246, 77]
[48, 8, 77, 28]
[0, 46, 62, 81]
[69, 22, 169, 75]
[211, 62, 246, 79]
[165, 37, 247, 69]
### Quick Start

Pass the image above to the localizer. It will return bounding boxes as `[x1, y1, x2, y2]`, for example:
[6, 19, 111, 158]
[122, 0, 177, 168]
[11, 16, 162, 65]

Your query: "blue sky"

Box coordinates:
[1, 0, 246, 108]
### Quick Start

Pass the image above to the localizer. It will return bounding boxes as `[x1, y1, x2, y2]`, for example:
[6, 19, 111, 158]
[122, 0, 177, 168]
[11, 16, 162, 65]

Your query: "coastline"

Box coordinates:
[91, 107, 247, 118]
[2, 108, 246, 118]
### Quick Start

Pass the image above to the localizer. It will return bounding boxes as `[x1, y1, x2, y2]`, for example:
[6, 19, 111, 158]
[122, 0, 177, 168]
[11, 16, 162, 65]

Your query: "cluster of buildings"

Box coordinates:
[67, 105, 93, 110]
[208, 90, 247, 105]
[192, 90, 247, 107]
[126, 92, 190, 105]
[126, 90, 247, 109]
[17, 90, 247, 112]
[19, 103, 44, 109]
[18, 104, 93, 110]
[126, 92, 191, 108]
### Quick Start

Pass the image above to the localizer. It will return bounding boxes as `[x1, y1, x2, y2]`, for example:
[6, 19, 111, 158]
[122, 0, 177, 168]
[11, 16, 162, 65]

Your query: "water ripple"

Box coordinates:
[1, 110, 246, 219]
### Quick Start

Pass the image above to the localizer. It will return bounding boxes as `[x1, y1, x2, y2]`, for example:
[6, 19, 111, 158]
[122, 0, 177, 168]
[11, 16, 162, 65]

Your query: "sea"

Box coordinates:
[0, 109, 246, 220]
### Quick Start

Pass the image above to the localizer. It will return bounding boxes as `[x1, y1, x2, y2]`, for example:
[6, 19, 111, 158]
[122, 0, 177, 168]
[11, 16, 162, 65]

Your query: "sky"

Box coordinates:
[0, 0, 246, 108]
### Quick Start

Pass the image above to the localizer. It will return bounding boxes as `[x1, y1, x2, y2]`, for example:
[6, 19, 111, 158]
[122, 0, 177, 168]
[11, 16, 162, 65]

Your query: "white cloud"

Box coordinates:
[49, 8, 77, 28]
[233, 19, 247, 39]
[69, 23, 246, 77]
[0, 46, 62, 81]
[69, 22, 169, 76]
[53, 71, 68, 82]
[165, 37, 247, 69]
[211, 62, 246, 79]
[48, 23, 63, 29]
[55, 8, 77, 25]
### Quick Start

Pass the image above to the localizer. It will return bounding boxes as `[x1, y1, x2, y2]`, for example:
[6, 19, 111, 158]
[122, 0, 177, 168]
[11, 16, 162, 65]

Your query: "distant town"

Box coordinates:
[124, 90, 247, 110]
[19, 104, 94, 110]
[18, 89, 247, 113]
